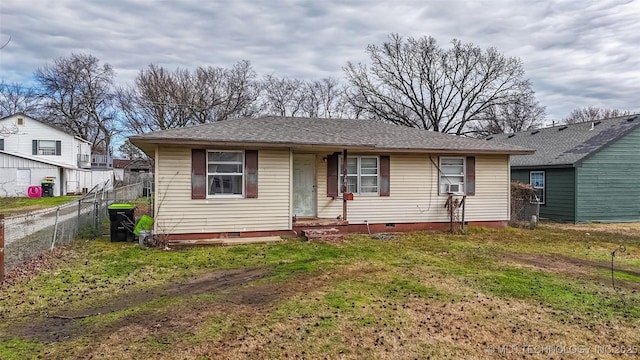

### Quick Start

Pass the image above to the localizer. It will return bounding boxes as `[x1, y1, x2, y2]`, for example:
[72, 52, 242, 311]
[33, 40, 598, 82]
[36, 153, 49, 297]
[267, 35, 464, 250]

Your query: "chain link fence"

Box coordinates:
[2, 182, 145, 272]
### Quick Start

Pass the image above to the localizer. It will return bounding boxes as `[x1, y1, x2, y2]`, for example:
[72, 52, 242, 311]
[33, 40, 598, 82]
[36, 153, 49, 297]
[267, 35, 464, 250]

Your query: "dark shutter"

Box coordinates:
[245, 150, 258, 198]
[327, 153, 339, 197]
[0, 138, 4, 151]
[191, 149, 207, 199]
[380, 155, 390, 196]
[466, 156, 476, 196]
[55, 141, 62, 155]
[32, 140, 38, 155]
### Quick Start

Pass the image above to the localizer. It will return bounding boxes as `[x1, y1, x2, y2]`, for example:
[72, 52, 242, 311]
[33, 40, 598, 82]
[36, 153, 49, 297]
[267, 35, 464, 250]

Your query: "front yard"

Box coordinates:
[1, 225, 639, 359]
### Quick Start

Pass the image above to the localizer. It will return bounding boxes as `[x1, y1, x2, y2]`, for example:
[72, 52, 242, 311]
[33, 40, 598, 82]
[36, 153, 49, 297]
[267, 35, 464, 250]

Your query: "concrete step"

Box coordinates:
[301, 228, 344, 243]
[168, 236, 283, 247]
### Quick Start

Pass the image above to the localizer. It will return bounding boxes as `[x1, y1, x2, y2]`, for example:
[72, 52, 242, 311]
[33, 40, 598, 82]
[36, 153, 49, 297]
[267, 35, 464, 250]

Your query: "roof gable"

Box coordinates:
[0, 113, 91, 144]
[130, 116, 532, 156]
[488, 115, 640, 167]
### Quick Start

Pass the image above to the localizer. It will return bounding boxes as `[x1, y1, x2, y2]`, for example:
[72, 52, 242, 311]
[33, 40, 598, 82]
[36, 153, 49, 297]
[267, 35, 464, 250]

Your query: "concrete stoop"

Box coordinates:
[300, 228, 344, 243]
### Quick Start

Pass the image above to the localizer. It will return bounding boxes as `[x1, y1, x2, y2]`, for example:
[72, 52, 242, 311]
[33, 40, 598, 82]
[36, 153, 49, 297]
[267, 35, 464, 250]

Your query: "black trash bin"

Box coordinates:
[41, 179, 54, 197]
[107, 203, 136, 242]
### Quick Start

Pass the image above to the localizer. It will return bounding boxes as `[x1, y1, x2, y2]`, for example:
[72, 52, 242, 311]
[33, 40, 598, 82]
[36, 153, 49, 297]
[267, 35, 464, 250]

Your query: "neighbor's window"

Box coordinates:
[17, 117, 24, 125]
[37, 140, 58, 155]
[338, 156, 379, 194]
[530, 171, 545, 204]
[207, 151, 244, 196]
[439, 157, 465, 194]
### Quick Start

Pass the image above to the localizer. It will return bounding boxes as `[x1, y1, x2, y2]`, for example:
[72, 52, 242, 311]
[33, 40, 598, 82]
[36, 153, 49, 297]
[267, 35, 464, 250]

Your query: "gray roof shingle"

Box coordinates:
[130, 116, 531, 155]
[488, 114, 640, 167]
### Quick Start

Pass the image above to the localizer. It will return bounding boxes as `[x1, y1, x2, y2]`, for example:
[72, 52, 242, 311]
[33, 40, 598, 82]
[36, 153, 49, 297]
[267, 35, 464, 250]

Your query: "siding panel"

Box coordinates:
[577, 127, 640, 222]
[155, 147, 290, 234]
[316, 154, 509, 223]
[512, 168, 576, 222]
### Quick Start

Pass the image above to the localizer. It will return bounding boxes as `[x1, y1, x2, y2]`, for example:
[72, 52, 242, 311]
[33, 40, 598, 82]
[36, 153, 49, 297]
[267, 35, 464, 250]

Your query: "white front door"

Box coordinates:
[293, 154, 317, 217]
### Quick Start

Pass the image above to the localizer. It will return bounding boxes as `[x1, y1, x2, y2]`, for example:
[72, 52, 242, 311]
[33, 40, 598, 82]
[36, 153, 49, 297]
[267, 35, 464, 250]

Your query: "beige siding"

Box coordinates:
[155, 146, 291, 234]
[316, 153, 509, 223]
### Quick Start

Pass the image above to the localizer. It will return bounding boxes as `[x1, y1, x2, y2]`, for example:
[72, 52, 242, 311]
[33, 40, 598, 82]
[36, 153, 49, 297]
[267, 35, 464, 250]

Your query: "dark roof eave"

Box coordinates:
[129, 137, 533, 155]
[511, 163, 575, 170]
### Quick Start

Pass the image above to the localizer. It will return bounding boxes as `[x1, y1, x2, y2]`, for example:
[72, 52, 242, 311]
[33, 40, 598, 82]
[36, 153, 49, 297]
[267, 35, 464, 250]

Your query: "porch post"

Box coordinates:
[342, 149, 348, 221]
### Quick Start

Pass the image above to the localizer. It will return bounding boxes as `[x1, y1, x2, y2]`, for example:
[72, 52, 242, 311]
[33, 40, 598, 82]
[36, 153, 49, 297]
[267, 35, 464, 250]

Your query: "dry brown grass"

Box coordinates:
[542, 221, 640, 237]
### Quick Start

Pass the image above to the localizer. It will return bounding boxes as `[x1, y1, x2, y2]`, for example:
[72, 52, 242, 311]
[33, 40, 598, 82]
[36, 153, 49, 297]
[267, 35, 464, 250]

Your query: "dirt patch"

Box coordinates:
[542, 222, 640, 238]
[1, 246, 72, 287]
[5, 268, 270, 343]
[501, 252, 640, 289]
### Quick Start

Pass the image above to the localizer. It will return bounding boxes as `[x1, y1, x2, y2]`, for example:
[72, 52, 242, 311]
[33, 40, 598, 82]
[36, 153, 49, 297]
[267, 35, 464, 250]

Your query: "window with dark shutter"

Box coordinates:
[191, 149, 207, 199]
[245, 150, 258, 198]
[380, 155, 390, 196]
[55, 141, 62, 156]
[0, 138, 4, 151]
[466, 156, 476, 196]
[326, 153, 339, 197]
[32, 140, 38, 155]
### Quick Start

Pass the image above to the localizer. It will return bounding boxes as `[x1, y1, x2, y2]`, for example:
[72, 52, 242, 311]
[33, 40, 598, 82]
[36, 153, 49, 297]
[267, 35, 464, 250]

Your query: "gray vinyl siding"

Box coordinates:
[511, 168, 576, 222]
[576, 127, 640, 222]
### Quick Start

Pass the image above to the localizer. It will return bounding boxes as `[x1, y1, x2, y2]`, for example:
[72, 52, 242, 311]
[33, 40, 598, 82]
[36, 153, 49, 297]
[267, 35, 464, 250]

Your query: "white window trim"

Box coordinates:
[207, 150, 244, 198]
[439, 156, 466, 195]
[530, 170, 545, 205]
[37, 140, 58, 156]
[338, 155, 380, 196]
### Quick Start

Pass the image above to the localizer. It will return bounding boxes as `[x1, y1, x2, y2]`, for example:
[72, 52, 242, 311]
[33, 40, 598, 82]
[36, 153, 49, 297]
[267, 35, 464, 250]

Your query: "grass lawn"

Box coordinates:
[0, 196, 79, 217]
[1, 225, 639, 359]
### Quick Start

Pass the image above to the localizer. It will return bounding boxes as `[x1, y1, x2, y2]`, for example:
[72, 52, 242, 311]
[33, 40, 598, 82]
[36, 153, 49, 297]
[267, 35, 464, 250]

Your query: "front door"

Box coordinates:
[293, 154, 317, 217]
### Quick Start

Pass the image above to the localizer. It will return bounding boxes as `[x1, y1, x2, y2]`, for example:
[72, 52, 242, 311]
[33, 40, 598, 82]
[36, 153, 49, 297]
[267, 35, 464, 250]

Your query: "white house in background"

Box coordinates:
[0, 113, 114, 197]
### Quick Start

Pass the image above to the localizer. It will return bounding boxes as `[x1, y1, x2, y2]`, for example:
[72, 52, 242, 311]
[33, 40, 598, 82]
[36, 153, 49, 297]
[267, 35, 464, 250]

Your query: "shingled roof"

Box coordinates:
[129, 116, 532, 156]
[488, 114, 640, 168]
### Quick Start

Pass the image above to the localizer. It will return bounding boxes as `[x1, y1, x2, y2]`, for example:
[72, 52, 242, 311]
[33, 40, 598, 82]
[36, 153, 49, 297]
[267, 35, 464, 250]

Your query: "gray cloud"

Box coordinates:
[1, 0, 640, 121]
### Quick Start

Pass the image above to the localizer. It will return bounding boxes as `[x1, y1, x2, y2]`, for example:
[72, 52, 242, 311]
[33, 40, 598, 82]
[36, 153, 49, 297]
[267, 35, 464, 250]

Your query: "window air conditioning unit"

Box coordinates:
[446, 183, 464, 194]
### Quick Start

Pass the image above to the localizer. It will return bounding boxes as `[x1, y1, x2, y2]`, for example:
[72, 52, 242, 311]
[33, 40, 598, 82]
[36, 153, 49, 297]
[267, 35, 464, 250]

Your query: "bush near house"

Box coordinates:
[0, 225, 639, 359]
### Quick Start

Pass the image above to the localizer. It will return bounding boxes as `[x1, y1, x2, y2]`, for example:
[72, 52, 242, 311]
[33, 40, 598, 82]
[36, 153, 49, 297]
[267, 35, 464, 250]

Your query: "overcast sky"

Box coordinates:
[1, 0, 639, 122]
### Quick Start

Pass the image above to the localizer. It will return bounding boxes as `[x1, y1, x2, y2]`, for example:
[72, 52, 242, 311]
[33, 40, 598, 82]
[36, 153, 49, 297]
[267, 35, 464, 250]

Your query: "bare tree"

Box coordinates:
[35, 53, 118, 154]
[562, 106, 632, 124]
[469, 89, 546, 137]
[0, 81, 42, 118]
[189, 60, 260, 122]
[117, 64, 193, 133]
[302, 78, 355, 119]
[344, 34, 534, 135]
[258, 76, 357, 119]
[118, 60, 259, 134]
[259, 75, 306, 117]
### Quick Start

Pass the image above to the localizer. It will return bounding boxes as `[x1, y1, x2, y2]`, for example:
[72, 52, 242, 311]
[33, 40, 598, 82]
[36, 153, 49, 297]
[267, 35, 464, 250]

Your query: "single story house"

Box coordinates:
[488, 114, 640, 223]
[129, 116, 532, 241]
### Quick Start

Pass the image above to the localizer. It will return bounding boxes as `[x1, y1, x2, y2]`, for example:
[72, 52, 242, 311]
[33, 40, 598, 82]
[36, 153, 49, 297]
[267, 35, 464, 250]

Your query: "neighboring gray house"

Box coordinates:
[489, 114, 640, 223]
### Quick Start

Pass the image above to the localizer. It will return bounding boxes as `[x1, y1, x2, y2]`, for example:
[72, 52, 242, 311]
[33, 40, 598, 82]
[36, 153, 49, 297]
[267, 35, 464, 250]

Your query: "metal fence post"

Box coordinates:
[77, 199, 81, 233]
[1, 214, 5, 283]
